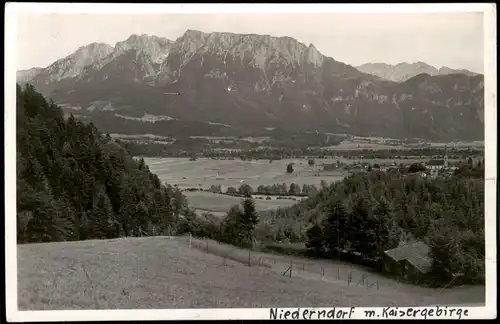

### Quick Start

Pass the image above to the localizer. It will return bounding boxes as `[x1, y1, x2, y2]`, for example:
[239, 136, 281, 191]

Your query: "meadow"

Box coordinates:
[183, 191, 303, 215]
[143, 157, 347, 190]
[17, 237, 485, 310]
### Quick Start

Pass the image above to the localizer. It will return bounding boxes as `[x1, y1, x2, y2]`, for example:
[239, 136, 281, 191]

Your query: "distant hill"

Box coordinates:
[16, 84, 188, 243]
[356, 62, 479, 82]
[17, 30, 484, 141]
[16, 67, 44, 84]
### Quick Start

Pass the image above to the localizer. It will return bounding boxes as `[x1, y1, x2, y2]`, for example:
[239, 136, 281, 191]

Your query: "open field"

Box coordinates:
[18, 237, 485, 310]
[143, 157, 466, 191]
[184, 191, 303, 214]
[322, 141, 408, 151]
[189, 136, 271, 143]
[144, 157, 347, 190]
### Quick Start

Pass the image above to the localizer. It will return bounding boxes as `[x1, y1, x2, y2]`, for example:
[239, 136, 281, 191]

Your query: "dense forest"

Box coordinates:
[16, 84, 190, 243]
[279, 165, 484, 285]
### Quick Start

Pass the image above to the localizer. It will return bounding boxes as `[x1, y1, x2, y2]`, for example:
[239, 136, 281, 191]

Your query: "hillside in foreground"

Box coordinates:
[18, 237, 485, 310]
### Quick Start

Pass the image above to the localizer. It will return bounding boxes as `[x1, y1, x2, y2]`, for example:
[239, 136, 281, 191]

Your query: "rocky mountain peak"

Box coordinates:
[413, 61, 433, 67]
[305, 43, 324, 66]
[114, 34, 173, 64]
[71, 42, 114, 65]
[179, 29, 209, 43]
[176, 29, 321, 69]
[41, 42, 114, 81]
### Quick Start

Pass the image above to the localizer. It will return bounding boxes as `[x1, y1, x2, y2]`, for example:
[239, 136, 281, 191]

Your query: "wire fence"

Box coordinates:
[182, 234, 382, 291]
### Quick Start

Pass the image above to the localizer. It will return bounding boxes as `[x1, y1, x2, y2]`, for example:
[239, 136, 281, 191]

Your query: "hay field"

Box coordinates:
[17, 237, 485, 310]
[184, 191, 302, 214]
[144, 158, 346, 190]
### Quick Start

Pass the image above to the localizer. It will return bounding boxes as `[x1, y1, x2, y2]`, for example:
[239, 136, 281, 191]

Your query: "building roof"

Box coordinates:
[384, 241, 432, 274]
[427, 159, 446, 166]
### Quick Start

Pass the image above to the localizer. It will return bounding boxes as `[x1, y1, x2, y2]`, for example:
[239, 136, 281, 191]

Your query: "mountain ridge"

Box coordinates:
[356, 62, 479, 82]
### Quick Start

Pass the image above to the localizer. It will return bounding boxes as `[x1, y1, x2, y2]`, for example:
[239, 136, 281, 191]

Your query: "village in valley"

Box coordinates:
[339, 147, 461, 178]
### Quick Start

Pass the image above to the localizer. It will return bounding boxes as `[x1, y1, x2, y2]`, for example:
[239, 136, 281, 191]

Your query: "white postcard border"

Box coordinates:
[4, 3, 497, 321]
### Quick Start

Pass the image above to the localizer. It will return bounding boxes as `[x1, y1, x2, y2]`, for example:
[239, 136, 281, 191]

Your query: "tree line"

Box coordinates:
[204, 182, 323, 198]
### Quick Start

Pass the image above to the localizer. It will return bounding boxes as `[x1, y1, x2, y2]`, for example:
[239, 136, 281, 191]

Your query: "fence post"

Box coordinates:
[248, 251, 251, 267]
[377, 280, 379, 290]
[302, 263, 305, 271]
[189, 233, 192, 249]
[206, 240, 209, 252]
[321, 266, 324, 280]
[348, 272, 351, 286]
[290, 260, 293, 278]
[337, 267, 340, 280]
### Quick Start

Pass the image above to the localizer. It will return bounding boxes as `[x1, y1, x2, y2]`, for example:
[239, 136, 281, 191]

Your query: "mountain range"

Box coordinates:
[356, 62, 479, 83]
[17, 30, 485, 141]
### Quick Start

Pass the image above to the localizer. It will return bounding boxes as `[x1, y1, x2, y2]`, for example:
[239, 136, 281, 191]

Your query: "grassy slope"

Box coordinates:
[18, 237, 485, 310]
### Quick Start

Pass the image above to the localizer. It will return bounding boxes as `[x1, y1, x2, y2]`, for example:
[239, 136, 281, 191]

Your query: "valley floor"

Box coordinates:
[183, 191, 302, 214]
[17, 237, 485, 310]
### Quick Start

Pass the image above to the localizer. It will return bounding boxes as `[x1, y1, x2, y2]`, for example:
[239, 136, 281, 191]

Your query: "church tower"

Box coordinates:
[444, 145, 449, 168]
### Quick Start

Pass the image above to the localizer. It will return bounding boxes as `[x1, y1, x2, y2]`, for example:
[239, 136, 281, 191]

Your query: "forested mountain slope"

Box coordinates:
[16, 84, 187, 243]
[258, 169, 485, 285]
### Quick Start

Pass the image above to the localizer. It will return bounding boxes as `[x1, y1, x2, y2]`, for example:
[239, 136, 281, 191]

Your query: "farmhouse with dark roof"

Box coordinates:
[382, 241, 432, 283]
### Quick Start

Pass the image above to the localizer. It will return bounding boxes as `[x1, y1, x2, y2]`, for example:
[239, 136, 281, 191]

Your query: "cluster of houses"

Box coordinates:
[326, 147, 461, 178]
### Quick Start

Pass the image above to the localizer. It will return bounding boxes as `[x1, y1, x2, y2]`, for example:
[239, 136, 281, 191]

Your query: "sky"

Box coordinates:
[15, 10, 485, 73]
